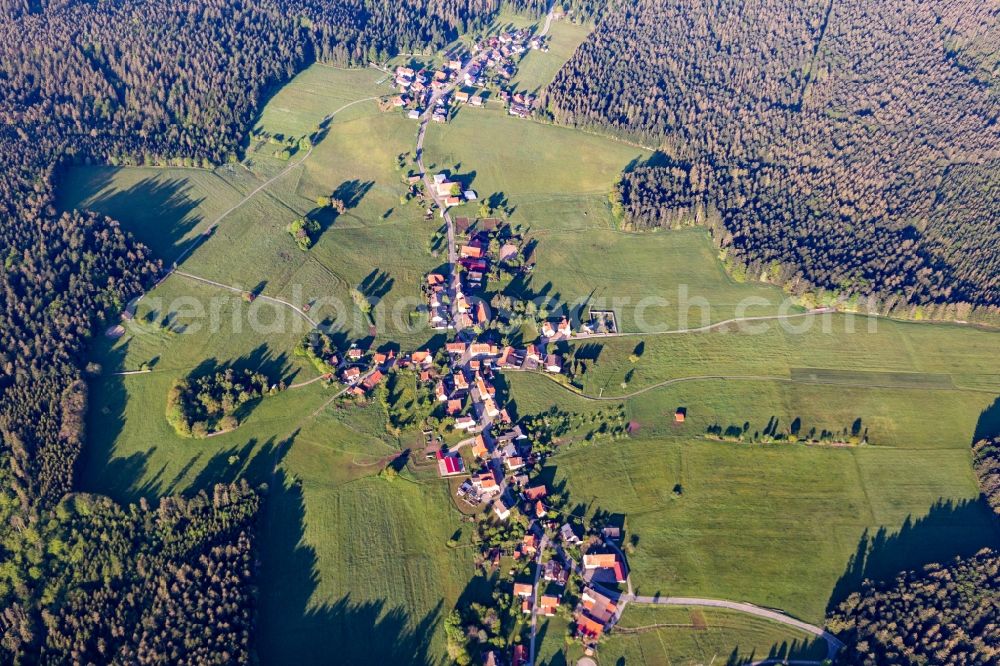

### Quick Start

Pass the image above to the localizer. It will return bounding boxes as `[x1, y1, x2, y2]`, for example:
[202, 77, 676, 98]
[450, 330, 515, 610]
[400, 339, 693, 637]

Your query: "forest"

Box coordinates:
[545, 0, 1000, 316]
[827, 549, 1000, 665]
[0, 0, 518, 658]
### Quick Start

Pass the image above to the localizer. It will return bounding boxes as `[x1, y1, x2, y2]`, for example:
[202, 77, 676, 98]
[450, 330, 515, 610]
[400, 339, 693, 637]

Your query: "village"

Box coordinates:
[285, 22, 645, 664]
[292, 187, 640, 665]
[387, 27, 545, 124]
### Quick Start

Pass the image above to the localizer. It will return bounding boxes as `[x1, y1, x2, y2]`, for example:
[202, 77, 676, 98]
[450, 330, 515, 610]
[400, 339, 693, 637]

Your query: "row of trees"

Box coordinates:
[544, 0, 1000, 312]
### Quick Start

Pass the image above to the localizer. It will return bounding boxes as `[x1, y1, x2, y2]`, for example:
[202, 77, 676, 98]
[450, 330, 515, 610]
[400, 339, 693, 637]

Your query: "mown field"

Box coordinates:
[557, 314, 1000, 399]
[605, 605, 828, 665]
[66, 64, 478, 664]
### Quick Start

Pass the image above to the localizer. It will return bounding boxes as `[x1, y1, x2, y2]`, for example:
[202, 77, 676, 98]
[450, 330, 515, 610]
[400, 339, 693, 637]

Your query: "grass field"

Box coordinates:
[542, 438, 1000, 626]
[251, 65, 388, 139]
[558, 314, 1000, 399]
[58, 166, 245, 263]
[510, 19, 594, 94]
[423, 108, 796, 329]
[605, 606, 828, 665]
[423, 104, 645, 232]
[66, 65, 479, 663]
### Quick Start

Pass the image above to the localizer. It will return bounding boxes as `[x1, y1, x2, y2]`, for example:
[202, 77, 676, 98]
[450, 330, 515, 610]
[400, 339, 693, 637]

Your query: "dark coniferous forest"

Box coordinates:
[545, 0, 1000, 316]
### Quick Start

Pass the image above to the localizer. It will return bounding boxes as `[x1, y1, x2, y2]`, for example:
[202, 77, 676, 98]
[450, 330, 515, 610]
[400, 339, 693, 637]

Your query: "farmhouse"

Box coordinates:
[583, 552, 627, 583]
[538, 595, 560, 616]
[436, 450, 464, 476]
[581, 587, 618, 624]
[499, 242, 519, 262]
[544, 354, 563, 373]
[410, 350, 433, 367]
[543, 559, 567, 585]
[460, 244, 483, 259]
[341, 367, 361, 384]
[534, 500, 547, 518]
[523, 485, 547, 501]
[522, 533, 538, 556]
[505, 456, 524, 471]
[360, 369, 383, 392]
[472, 434, 489, 458]
[575, 614, 605, 640]
[560, 523, 581, 545]
[473, 469, 501, 495]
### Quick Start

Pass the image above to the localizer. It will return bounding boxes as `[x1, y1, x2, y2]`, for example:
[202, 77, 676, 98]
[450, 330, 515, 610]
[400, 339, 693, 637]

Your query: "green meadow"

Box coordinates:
[422, 106, 792, 329]
[543, 438, 999, 626]
[606, 606, 828, 665]
[511, 19, 594, 94]
[57, 27, 1000, 666]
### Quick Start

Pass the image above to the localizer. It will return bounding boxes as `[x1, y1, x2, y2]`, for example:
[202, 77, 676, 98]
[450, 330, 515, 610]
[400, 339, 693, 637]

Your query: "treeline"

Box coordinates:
[974, 436, 1000, 517]
[0, 478, 260, 663]
[827, 548, 1000, 665]
[545, 0, 1000, 313]
[822, 434, 1000, 663]
[0, 134, 160, 504]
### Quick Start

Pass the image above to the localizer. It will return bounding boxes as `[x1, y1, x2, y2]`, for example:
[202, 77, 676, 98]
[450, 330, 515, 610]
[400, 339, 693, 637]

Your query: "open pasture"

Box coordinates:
[546, 437, 1000, 625]
[606, 605, 828, 665]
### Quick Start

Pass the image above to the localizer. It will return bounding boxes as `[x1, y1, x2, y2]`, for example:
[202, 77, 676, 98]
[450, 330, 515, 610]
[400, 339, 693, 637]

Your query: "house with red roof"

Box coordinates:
[523, 485, 547, 501]
[583, 552, 627, 583]
[460, 244, 484, 259]
[538, 595, 560, 616]
[436, 450, 464, 476]
[361, 369, 383, 392]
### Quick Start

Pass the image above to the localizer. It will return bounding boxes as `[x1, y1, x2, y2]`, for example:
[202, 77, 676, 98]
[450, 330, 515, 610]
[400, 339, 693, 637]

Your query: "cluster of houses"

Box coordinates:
[390, 27, 547, 124]
[337, 344, 446, 399]
[500, 90, 537, 118]
[471, 28, 547, 82]
[503, 499, 632, 657]
[431, 172, 476, 210]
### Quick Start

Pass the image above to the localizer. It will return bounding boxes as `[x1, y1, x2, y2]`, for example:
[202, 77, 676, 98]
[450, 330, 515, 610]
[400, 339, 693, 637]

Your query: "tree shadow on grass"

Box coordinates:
[973, 395, 1000, 442]
[723, 636, 828, 665]
[826, 497, 1000, 615]
[61, 170, 207, 265]
[255, 469, 443, 665]
[79, 343, 298, 503]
